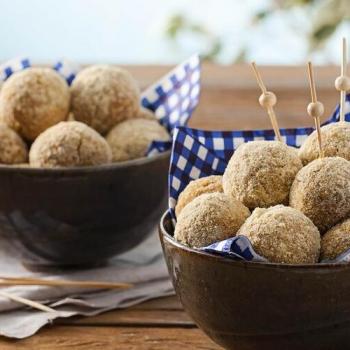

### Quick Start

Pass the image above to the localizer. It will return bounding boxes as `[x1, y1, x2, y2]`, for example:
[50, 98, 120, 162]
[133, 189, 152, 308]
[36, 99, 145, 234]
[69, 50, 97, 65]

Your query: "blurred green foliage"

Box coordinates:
[165, 14, 224, 61]
[255, 0, 350, 51]
[165, 0, 349, 62]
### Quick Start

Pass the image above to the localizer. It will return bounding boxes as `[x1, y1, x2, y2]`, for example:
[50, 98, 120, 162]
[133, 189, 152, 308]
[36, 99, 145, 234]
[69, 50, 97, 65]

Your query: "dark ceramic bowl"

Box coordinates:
[0, 151, 170, 268]
[160, 210, 350, 350]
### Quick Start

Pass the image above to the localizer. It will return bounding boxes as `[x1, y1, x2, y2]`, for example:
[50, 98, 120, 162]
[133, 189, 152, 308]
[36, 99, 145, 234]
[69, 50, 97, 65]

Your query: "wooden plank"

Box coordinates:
[126, 64, 339, 131]
[129, 295, 182, 310]
[0, 326, 222, 350]
[56, 309, 194, 327]
[56, 296, 190, 327]
[125, 64, 339, 90]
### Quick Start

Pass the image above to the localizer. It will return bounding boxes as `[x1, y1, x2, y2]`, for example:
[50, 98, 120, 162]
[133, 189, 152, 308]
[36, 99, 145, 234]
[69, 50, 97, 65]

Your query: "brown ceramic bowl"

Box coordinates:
[0, 151, 170, 268]
[160, 210, 350, 350]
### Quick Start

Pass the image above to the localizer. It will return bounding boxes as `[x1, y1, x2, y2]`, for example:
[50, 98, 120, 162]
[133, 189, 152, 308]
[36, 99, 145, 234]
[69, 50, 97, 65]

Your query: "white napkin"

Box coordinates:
[0, 229, 174, 339]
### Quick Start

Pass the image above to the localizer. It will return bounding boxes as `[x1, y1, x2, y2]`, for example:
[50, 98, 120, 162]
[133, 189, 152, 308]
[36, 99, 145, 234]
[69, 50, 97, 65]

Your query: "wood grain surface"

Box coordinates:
[0, 64, 341, 349]
[131, 63, 339, 130]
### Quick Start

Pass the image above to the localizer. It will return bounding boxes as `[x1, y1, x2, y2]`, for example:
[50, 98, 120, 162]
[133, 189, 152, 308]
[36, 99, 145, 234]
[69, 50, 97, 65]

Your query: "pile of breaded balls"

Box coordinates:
[0, 66, 170, 168]
[174, 122, 350, 264]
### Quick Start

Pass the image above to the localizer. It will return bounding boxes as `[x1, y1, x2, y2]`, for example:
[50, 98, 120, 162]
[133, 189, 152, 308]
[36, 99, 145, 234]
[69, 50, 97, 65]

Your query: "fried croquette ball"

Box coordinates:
[0, 124, 27, 164]
[290, 157, 350, 233]
[223, 141, 302, 209]
[0, 68, 70, 140]
[238, 205, 320, 264]
[321, 218, 350, 260]
[29, 121, 112, 168]
[299, 122, 350, 164]
[175, 176, 223, 217]
[174, 192, 250, 248]
[106, 118, 169, 162]
[71, 65, 140, 134]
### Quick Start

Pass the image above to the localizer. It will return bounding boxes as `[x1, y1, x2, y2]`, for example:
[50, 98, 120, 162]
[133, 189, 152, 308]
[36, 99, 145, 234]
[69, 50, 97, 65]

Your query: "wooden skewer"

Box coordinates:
[251, 62, 283, 142]
[0, 277, 133, 290]
[307, 62, 324, 158]
[335, 37, 350, 123]
[0, 290, 57, 313]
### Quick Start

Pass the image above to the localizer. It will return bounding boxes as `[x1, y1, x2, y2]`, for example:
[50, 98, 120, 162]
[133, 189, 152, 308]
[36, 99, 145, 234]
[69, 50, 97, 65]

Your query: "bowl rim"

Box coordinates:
[0, 150, 171, 175]
[159, 210, 350, 270]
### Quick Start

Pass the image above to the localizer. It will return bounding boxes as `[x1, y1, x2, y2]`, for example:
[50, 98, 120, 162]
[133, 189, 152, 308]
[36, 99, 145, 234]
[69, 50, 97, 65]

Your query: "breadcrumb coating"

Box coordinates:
[71, 65, 140, 134]
[136, 107, 156, 120]
[174, 192, 250, 248]
[299, 122, 350, 164]
[0, 68, 70, 141]
[238, 205, 320, 264]
[29, 121, 112, 168]
[223, 141, 302, 209]
[175, 175, 223, 217]
[321, 218, 350, 260]
[0, 124, 27, 164]
[106, 118, 169, 162]
[290, 157, 350, 233]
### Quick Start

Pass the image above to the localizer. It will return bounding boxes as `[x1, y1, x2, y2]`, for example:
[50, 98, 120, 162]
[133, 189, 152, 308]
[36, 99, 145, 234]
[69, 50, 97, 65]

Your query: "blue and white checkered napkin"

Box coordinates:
[169, 94, 350, 263]
[203, 236, 350, 264]
[0, 57, 80, 85]
[141, 54, 200, 133]
[0, 57, 30, 81]
[53, 59, 81, 85]
[0, 55, 201, 157]
[200, 236, 267, 262]
[327, 249, 350, 264]
[142, 54, 201, 155]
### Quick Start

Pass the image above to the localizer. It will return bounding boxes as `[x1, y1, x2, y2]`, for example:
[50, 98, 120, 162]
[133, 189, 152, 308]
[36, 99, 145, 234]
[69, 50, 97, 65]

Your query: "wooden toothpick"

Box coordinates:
[0, 290, 57, 313]
[0, 276, 133, 290]
[251, 62, 283, 142]
[307, 62, 324, 158]
[335, 37, 350, 123]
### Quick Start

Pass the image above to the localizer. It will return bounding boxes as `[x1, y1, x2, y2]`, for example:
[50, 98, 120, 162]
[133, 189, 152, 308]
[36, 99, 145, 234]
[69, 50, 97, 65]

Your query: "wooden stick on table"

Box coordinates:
[0, 290, 57, 313]
[0, 276, 133, 289]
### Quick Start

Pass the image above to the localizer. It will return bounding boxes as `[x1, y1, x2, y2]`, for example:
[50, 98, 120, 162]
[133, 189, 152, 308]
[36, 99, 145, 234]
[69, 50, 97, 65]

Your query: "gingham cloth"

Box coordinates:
[203, 236, 350, 263]
[200, 236, 267, 262]
[0, 55, 201, 157]
[169, 94, 350, 263]
[0, 56, 80, 84]
[143, 54, 201, 154]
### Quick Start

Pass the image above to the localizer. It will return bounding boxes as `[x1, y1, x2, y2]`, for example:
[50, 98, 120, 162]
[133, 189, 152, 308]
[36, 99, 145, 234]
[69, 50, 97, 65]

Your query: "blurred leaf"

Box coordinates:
[254, 10, 271, 22]
[233, 48, 248, 63]
[274, 0, 315, 8]
[203, 40, 222, 61]
[164, 13, 222, 62]
[165, 14, 186, 39]
[313, 23, 337, 41]
[164, 0, 349, 63]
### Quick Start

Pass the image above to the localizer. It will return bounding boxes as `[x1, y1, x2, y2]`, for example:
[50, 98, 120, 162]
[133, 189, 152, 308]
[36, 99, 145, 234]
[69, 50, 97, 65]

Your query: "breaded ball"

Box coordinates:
[299, 122, 350, 165]
[0, 124, 28, 164]
[174, 192, 250, 248]
[136, 107, 156, 120]
[106, 118, 169, 162]
[71, 65, 140, 134]
[175, 176, 223, 217]
[321, 218, 350, 260]
[29, 121, 112, 168]
[238, 205, 320, 264]
[223, 141, 302, 209]
[290, 157, 350, 233]
[0, 68, 70, 140]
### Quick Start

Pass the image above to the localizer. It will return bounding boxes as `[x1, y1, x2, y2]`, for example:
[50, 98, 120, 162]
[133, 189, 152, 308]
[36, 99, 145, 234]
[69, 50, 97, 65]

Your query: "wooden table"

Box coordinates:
[1, 296, 221, 349]
[0, 64, 340, 349]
